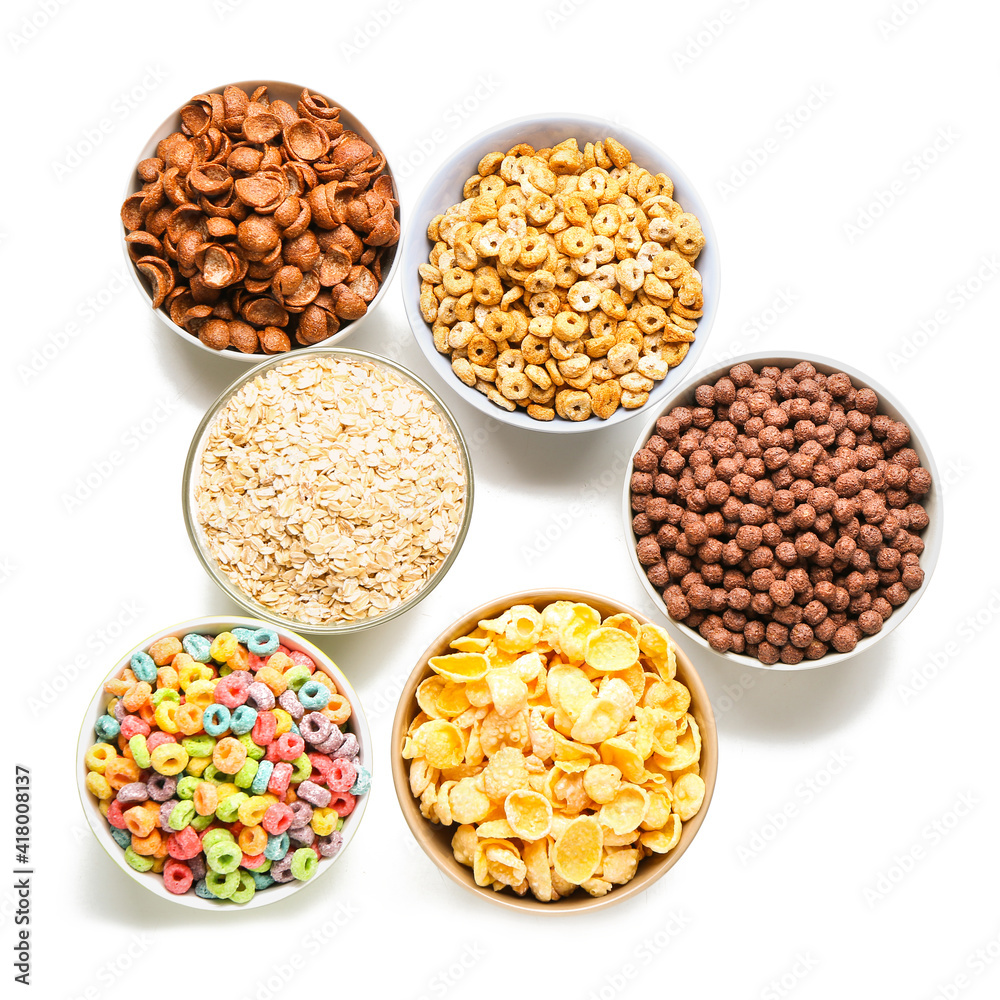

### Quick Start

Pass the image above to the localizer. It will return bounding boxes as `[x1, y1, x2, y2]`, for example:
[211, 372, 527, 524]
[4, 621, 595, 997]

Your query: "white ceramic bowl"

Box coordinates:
[623, 352, 942, 670]
[76, 616, 372, 909]
[182, 349, 474, 635]
[400, 113, 720, 433]
[122, 79, 401, 361]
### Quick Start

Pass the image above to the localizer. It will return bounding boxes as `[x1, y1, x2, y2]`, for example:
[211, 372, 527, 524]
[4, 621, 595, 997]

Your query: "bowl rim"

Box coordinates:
[76, 614, 371, 910]
[389, 587, 718, 913]
[622, 349, 944, 671]
[181, 347, 475, 635]
[399, 110, 721, 434]
[121, 77, 402, 362]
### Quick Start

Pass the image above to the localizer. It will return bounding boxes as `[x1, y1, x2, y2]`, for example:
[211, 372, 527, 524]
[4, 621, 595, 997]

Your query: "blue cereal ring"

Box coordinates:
[349, 765, 371, 796]
[95, 715, 120, 740]
[182, 633, 212, 663]
[250, 759, 274, 795]
[251, 870, 275, 891]
[231, 627, 255, 645]
[130, 651, 157, 682]
[264, 832, 289, 861]
[203, 704, 232, 737]
[229, 704, 258, 736]
[248, 628, 280, 656]
[109, 826, 131, 849]
[297, 680, 330, 711]
[194, 878, 214, 900]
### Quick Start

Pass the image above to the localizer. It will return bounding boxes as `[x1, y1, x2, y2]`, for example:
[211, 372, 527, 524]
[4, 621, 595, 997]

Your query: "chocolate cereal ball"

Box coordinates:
[630, 360, 932, 665]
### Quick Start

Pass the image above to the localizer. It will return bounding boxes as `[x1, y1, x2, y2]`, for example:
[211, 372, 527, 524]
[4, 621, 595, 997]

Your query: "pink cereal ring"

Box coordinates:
[214, 671, 250, 709]
[166, 825, 202, 861]
[268, 762, 293, 797]
[247, 652, 268, 672]
[329, 791, 356, 817]
[262, 803, 294, 835]
[308, 753, 334, 784]
[107, 799, 127, 829]
[163, 860, 193, 895]
[326, 758, 357, 794]
[288, 650, 315, 670]
[252, 711, 277, 746]
[241, 853, 265, 869]
[273, 732, 305, 762]
[275, 644, 291, 658]
[146, 731, 177, 751]
[120, 716, 150, 739]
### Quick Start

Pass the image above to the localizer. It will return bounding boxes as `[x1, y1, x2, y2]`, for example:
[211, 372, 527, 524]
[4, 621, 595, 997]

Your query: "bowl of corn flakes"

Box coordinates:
[390, 590, 717, 911]
[400, 114, 720, 432]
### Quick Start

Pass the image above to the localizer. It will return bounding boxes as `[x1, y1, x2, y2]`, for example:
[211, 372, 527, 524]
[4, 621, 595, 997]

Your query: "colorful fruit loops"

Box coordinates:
[402, 600, 705, 901]
[85, 626, 370, 903]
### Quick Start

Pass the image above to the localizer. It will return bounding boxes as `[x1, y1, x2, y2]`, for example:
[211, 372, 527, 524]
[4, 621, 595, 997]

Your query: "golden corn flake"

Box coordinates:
[405, 599, 704, 903]
[585, 626, 639, 673]
[505, 789, 553, 840]
[552, 816, 603, 884]
[413, 719, 465, 769]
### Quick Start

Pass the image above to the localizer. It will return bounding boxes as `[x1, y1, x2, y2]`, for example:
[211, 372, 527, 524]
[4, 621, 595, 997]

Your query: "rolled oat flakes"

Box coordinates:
[194, 354, 467, 624]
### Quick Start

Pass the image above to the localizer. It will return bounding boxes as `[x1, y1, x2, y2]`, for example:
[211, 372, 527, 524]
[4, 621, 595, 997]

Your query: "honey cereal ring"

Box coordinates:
[555, 389, 592, 422]
[557, 226, 594, 258]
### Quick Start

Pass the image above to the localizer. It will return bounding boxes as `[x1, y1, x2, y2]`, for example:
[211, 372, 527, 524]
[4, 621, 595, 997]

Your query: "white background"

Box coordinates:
[4, 0, 999, 997]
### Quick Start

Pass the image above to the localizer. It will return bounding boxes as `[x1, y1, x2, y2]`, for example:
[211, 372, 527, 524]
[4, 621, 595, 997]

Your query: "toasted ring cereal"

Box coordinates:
[403, 599, 705, 902]
[84, 627, 368, 903]
[419, 137, 706, 421]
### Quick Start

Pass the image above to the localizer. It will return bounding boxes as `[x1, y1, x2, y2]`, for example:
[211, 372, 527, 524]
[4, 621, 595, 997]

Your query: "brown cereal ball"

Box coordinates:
[831, 625, 860, 653]
[707, 629, 732, 652]
[727, 587, 752, 612]
[686, 583, 712, 609]
[901, 565, 925, 591]
[744, 620, 766, 645]
[908, 467, 932, 495]
[665, 593, 691, 619]
[883, 582, 910, 606]
[654, 474, 678, 497]
[646, 435, 669, 457]
[672, 407, 693, 430]
[633, 448, 659, 472]
[647, 562, 670, 588]
[694, 384, 715, 407]
[631, 472, 653, 494]
[765, 622, 789, 647]
[789, 623, 814, 648]
[656, 415, 680, 438]
[632, 514, 653, 537]
[871, 597, 893, 620]
[631, 494, 649, 513]
[886, 422, 910, 449]
[804, 640, 828, 659]
[814, 618, 838, 643]
[661, 451, 686, 475]
[779, 645, 805, 665]
[770, 580, 795, 607]
[645, 497, 670, 521]
[636, 536, 661, 566]
[772, 604, 803, 626]
[757, 641, 781, 665]
[858, 610, 883, 635]
[751, 592, 775, 616]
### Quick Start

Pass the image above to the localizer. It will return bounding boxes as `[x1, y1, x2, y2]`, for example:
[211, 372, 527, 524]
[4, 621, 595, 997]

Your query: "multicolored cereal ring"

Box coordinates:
[130, 651, 157, 683]
[166, 824, 202, 860]
[264, 832, 289, 861]
[163, 860, 194, 895]
[216, 791, 248, 824]
[316, 831, 343, 858]
[326, 759, 357, 794]
[297, 680, 330, 711]
[282, 665, 312, 693]
[299, 712, 334, 747]
[86, 743, 118, 773]
[267, 762, 293, 797]
[250, 759, 274, 796]
[251, 711, 276, 746]
[204, 869, 241, 899]
[248, 628, 279, 657]
[214, 671, 250, 709]
[125, 846, 154, 872]
[213, 737, 247, 775]
[206, 838, 242, 875]
[203, 704, 232, 737]
[269, 855, 295, 883]
[290, 847, 318, 881]
[95, 715, 120, 741]
[128, 734, 151, 769]
[296, 780, 331, 809]
[349, 765, 371, 797]
[229, 870, 257, 903]
[330, 733, 359, 760]
[329, 791, 356, 818]
[234, 758, 259, 790]
[209, 632, 238, 663]
[245, 681, 275, 712]
[168, 801, 196, 831]
[109, 825, 132, 850]
[146, 731, 176, 752]
[182, 734, 216, 758]
[229, 704, 258, 737]
[289, 825, 315, 848]
[117, 782, 149, 806]
[290, 753, 312, 784]
[151, 743, 188, 775]
[262, 803, 294, 836]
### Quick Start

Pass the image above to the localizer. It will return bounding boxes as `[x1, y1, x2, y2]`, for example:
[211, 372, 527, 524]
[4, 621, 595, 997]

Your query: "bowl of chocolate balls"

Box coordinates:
[623, 353, 941, 669]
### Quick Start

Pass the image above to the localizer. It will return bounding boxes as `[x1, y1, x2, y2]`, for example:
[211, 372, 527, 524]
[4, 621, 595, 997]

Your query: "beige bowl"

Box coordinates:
[390, 589, 717, 913]
[122, 79, 401, 360]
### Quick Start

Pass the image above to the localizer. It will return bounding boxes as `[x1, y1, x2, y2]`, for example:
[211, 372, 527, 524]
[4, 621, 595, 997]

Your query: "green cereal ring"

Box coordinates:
[124, 847, 154, 872]
[215, 791, 248, 824]
[205, 870, 240, 899]
[191, 813, 214, 832]
[206, 840, 242, 875]
[229, 870, 257, 904]
[218, 665, 233, 678]
[238, 734, 266, 761]
[169, 801, 196, 831]
[336, 817, 344, 831]
[151, 688, 180, 707]
[234, 758, 259, 789]
[290, 753, 312, 783]
[284, 665, 312, 692]
[129, 735, 151, 769]
[176, 776, 199, 800]
[203, 765, 227, 784]
[290, 847, 318, 881]
[201, 828, 235, 852]
[182, 735, 217, 758]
